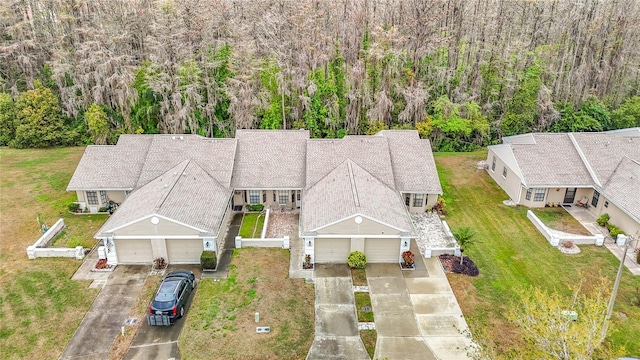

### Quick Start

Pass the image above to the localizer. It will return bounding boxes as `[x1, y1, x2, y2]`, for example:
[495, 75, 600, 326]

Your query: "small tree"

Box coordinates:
[506, 278, 622, 360]
[453, 226, 478, 265]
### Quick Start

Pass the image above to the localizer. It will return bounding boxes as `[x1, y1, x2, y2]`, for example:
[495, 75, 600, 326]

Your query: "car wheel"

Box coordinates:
[179, 306, 184, 318]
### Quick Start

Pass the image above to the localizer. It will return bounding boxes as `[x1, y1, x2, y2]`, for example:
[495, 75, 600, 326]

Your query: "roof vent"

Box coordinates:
[172, 136, 176, 140]
[164, 184, 168, 188]
[180, 136, 184, 140]
[182, 172, 187, 176]
[173, 172, 177, 176]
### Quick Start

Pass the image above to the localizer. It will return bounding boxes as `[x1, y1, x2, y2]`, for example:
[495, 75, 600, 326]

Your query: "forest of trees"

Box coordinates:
[1, 0, 640, 149]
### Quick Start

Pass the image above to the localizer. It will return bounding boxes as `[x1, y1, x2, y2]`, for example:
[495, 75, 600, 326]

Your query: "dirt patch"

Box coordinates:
[179, 248, 314, 359]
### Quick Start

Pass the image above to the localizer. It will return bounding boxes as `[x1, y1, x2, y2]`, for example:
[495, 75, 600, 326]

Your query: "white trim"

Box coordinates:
[107, 235, 205, 239]
[104, 213, 208, 233]
[233, 187, 303, 191]
[314, 234, 405, 239]
[310, 213, 408, 233]
[67, 188, 134, 191]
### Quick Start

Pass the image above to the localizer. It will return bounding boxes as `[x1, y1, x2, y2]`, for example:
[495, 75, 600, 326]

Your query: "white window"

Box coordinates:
[491, 156, 496, 171]
[100, 190, 107, 204]
[525, 188, 532, 200]
[262, 190, 266, 202]
[534, 188, 545, 202]
[413, 194, 424, 207]
[502, 166, 507, 178]
[591, 191, 600, 207]
[278, 190, 289, 204]
[249, 190, 260, 204]
[86, 191, 98, 205]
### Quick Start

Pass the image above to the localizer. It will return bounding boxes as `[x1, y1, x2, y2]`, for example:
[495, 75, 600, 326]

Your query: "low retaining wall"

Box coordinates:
[236, 236, 290, 249]
[426, 248, 459, 258]
[27, 218, 84, 259]
[527, 210, 602, 246]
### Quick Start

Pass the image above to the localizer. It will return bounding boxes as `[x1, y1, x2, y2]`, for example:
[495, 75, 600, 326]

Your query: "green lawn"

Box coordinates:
[435, 151, 640, 357]
[179, 248, 315, 359]
[0, 147, 105, 360]
[355, 292, 374, 322]
[239, 213, 266, 238]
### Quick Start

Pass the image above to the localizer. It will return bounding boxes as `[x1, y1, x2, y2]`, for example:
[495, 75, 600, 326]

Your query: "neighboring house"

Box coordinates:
[486, 128, 640, 237]
[67, 130, 442, 265]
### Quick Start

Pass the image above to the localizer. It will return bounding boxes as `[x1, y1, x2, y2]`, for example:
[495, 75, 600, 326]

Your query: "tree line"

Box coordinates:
[1, 0, 639, 149]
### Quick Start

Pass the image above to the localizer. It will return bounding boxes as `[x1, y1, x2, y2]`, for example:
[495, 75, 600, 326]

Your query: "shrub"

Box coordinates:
[608, 225, 625, 238]
[68, 203, 80, 212]
[153, 257, 167, 270]
[432, 197, 448, 215]
[201, 251, 217, 270]
[562, 241, 574, 249]
[596, 213, 610, 226]
[247, 204, 264, 211]
[98, 207, 107, 212]
[637, 250, 640, 265]
[347, 251, 367, 269]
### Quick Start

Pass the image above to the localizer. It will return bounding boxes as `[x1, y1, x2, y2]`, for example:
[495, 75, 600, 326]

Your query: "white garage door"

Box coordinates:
[115, 239, 153, 264]
[314, 238, 351, 263]
[166, 239, 203, 263]
[364, 238, 400, 263]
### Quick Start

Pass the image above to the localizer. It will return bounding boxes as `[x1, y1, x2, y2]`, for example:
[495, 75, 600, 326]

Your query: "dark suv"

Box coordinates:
[148, 270, 195, 325]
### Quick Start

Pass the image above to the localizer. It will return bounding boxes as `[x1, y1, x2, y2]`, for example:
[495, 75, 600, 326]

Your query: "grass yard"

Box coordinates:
[360, 329, 377, 358]
[435, 151, 640, 357]
[179, 248, 315, 359]
[355, 292, 374, 322]
[531, 207, 591, 236]
[239, 213, 266, 238]
[0, 147, 108, 360]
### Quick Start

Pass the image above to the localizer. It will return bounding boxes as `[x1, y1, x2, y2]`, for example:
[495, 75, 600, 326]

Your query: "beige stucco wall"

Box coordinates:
[402, 193, 437, 213]
[234, 189, 300, 210]
[317, 216, 403, 236]
[115, 217, 202, 236]
[486, 150, 522, 203]
[594, 198, 640, 236]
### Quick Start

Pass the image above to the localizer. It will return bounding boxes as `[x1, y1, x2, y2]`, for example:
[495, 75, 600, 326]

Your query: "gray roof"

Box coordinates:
[306, 136, 396, 188]
[301, 159, 413, 233]
[136, 135, 237, 189]
[232, 130, 309, 189]
[375, 130, 442, 193]
[96, 160, 230, 237]
[67, 136, 153, 190]
[602, 157, 640, 223]
[571, 132, 640, 187]
[506, 133, 593, 187]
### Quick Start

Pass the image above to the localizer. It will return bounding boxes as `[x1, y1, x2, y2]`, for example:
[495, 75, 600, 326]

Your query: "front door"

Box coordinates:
[563, 188, 576, 204]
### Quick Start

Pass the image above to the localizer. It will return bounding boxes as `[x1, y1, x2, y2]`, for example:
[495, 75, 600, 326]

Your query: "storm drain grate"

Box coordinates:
[124, 318, 139, 326]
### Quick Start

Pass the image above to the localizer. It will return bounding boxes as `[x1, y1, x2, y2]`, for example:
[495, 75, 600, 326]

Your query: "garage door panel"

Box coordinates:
[364, 238, 400, 263]
[166, 239, 202, 263]
[115, 239, 152, 264]
[315, 238, 350, 263]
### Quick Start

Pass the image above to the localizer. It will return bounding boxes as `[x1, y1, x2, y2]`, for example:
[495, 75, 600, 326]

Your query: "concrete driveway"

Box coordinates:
[60, 265, 147, 360]
[367, 255, 473, 360]
[306, 264, 369, 360]
[123, 265, 201, 360]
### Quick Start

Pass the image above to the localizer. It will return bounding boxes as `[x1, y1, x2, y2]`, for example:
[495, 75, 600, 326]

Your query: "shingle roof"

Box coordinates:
[136, 135, 237, 189]
[507, 133, 593, 187]
[232, 130, 309, 189]
[306, 136, 396, 188]
[66, 136, 153, 190]
[602, 157, 640, 223]
[571, 132, 640, 186]
[301, 159, 413, 233]
[96, 160, 230, 237]
[375, 130, 442, 193]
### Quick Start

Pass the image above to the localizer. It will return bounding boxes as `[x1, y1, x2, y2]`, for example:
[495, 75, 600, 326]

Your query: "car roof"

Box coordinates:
[155, 278, 183, 299]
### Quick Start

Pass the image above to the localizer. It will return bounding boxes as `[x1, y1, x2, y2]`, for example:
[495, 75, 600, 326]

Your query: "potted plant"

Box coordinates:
[302, 254, 313, 269]
[401, 250, 415, 270]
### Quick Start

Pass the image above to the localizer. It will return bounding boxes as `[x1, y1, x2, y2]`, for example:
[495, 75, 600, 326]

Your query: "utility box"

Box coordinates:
[561, 310, 578, 321]
[97, 246, 107, 259]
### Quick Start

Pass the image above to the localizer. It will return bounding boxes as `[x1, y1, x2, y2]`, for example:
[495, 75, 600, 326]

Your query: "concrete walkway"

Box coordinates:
[565, 206, 640, 275]
[306, 265, 369, 360]
[367, 249, 473, 360]
[61, 265, 147, 360]
[202, 213, 241, 280]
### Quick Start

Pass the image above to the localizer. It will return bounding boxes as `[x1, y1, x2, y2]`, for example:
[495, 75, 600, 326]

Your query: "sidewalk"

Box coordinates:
[565, 206, 640, 275]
